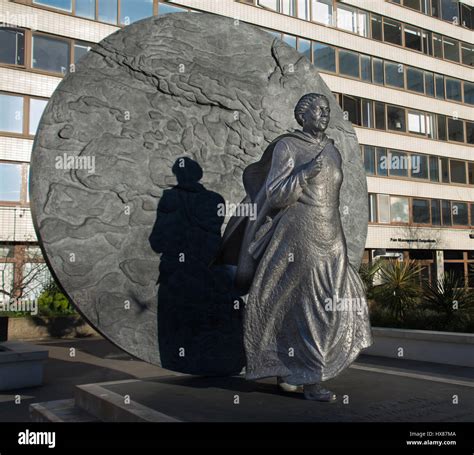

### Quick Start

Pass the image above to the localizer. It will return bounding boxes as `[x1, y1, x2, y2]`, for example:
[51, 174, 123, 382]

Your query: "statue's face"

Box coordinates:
[303, 98, 330, 132]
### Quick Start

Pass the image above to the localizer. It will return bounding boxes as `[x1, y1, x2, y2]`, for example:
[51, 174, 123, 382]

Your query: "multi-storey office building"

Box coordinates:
[0, 0, 473, 296]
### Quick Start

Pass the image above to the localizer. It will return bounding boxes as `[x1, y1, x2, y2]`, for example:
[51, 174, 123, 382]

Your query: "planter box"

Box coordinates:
[0, 341, 49, 391]
[364, 327, 474, 367]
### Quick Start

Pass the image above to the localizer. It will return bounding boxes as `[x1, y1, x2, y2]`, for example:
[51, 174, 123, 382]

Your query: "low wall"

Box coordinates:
[364, 327, 474, 368]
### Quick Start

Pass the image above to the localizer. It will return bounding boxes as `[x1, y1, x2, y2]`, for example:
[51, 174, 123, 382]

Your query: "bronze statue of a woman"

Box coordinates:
[217, 93, 373, 401]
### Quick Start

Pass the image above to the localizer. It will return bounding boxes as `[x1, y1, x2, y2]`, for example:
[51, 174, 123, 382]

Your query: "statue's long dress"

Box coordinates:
[244, 132, 373, 385]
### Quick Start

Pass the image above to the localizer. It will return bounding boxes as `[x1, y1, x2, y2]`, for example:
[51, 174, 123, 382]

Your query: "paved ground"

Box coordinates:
[0, 336, 473, 422]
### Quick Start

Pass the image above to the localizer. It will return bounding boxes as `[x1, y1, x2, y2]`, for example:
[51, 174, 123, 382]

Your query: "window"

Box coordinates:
[413, 198, 430, 224]
[466, 122, 474, 145]
[120, 0, 153, 25]
[371, 14, 383, 41]
[362, 100, 373, 128]
[422, 30, 433, 55]
[377, 148, 388, 176]
[440, 0, 459, 22]
[32, 34, 70, 74]
[460, 2, 473, 28]
[297, 38, 311, 60]
[383, 18, 402, 45]
[437, 114, 447, 140]
[450, 160, 467, 184]
[364, 146, 375, 175]
[297, 0, 310, 19]
[469, 163, 474, 185]
[368, 194, 377, 222]
[258, 0, 279, 10]
[282, 34, 296, 48]
[404, 25, 422, 51]
[425, 72, 435, 96]
[464, 82, 474, 105]
[76, 0, 95, 19]
[452, 201, 468, 225]
[375, 102, 386, 130]
[378, 194, 390, 223]
[461, 42, 473, 66]
[443, 37, 460, 62]
[442, 200, 452, 225]
[433, 34, 443, 58]
[311, 0, 333, 25]
[313, 42, 336, 72]
[360, 55, 371, 81]
[341, 95, 361, 125]
[373, 58, 384, 84]
[0, 162, 22, 201]
[435, 74, 444, 99]
[33, 0, 72, 12]
[440, 157, 449, 182]
[390, 196, 409, 223]
[0, 93, 23, 134]
[406, 67, 424, 93]
[387, 105, 406, 132]
[336, 4, 367, 35]
[388, 151, 409, 177]
[411, 154, 429, 179]
[404, 0, 422, 10]
[448, 118, 464, 142]
[29, 98, 48, 135]
[408, 111, 429, 135]
[0, 28, 25, 66]
[429, 156, 439, 182]
[74, 41, 91, 64]
[339, 50, 359, 78]
[431, 199, 441, 225]
[445, 78, 462, 102]
[385, 62, 404, 88]
[282, 0, 296, 16]
[98, 0, 117, 24]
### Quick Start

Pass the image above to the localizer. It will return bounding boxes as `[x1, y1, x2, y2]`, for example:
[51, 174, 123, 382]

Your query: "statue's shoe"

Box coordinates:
[303, 384, 337, 402]
[277, 377, 303, 393]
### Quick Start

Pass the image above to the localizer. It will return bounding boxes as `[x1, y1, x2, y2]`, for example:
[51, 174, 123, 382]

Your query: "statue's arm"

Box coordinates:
[265, 140, 308, 209]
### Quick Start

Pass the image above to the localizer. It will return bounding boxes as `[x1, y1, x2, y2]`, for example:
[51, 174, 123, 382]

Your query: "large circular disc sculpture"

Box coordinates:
[30, 12, 368, 374]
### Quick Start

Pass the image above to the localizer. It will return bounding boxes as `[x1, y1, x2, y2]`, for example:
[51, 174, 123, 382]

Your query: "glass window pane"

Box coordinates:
[377, 148, 387, 176]
[425, 72, 434, 96]
[450, 160, 467, 184]
[342, 95, 361, 125]
[388, 150, 409, 177]
[435, 74, 444, 99]
[441, 157, 450, 182]
[408, 111, 427, 135]
[371, 14, 383, 41]
[387, 105, 406, 131]
[297, 0, 310, 19]
[0, 93, 23, 133]
[443, 37, 460, 62]
[413, 199, 430, 224]
[282, 34, 296, 48]
[368, 194, 377, 222]
[362, 100, 373, 128]
[76, 0, 95, 19]
[440, 0, 459, 21]
[433, 34, 443, 58]
[437, 114, 447, 140]
[405, 0, 421, 11]
[337, 4, 357, 33]
[429, 156, 439, 182]
[0, 163, 22, 201]
[385, 62, 404, 88]
[297, 38, 311, 61]
[311, 0, 333, 25]
[404, 25, 422, 51]
[339, 49, 359, 78]
[258, 0, 279, 10]
[463, 81, 474, 105]
[466, 122, 474, 145]
[98, 0, 117, 24]
[0, 28, 25, 65]
[29, 98, 48, 135]
[452, 201, 468, 225]
[32, 34, 70, 74]
[411, 154, 428, 179]
[461, 42, 473, 66]
[448, 118, 464, 142]
[373, 58, 384, 84]
[378, 194, 390, 223]
[383, 18, 402, 45]
[469, 162, 474, 185]
[375, 102, 386, 130]
[422, 30, 433, 56]
[442, 200, 451, 225]
[406, 67, 424, 93]
[431, 199, 441, 225]
[313, 42, 336, 72]
[74, 41, 91, 64]
[357, 10, 369, 37]
[33, 0, 72, 12]
[390, 196, 409, 223]
[120, 0, 153, 25]
[282, 0, 296, 16]
[364, 146, 375, 174]
[445, 78, 462, 102]
[360, 55, 371, 81]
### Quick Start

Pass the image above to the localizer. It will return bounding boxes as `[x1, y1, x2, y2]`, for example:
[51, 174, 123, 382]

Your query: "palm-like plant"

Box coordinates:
[421, 271, 474, 324]
[359, 259, 382, 301]
[373, 259, 423, 321]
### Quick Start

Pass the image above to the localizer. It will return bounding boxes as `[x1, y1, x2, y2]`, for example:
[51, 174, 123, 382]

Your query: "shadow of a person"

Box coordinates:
[149, 157, 244, 376]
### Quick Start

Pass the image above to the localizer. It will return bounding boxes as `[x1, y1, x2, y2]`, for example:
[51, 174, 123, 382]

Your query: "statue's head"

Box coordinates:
[172, 157, 203, 184]
[294, 93, 330, 133]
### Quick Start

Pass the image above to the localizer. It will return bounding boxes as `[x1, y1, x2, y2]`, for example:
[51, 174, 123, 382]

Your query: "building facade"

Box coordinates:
[0, 0, 473, 296]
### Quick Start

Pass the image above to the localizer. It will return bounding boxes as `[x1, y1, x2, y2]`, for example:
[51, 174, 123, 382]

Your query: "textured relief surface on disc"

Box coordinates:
[30, 12, 368, 370]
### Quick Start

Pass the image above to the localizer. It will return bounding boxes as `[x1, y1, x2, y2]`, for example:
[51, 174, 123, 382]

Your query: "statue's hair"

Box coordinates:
[294, 93, 329, 127]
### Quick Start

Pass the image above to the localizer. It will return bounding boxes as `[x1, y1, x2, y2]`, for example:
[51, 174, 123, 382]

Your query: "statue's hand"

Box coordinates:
[302, 155, 323, 181]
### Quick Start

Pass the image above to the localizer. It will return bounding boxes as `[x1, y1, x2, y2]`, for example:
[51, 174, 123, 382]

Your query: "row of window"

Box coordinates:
[0, 27, 92, 75]
[389, 0, 473, 30]
[368, 193, 474, 226]
[22, 0, 187, 25]
[245, 0, 474, 67]
[334, 93, 474, 145]
[0, 162, 29, 204]
[362, 145, 474, 186]
[268, 33, 473, 105]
